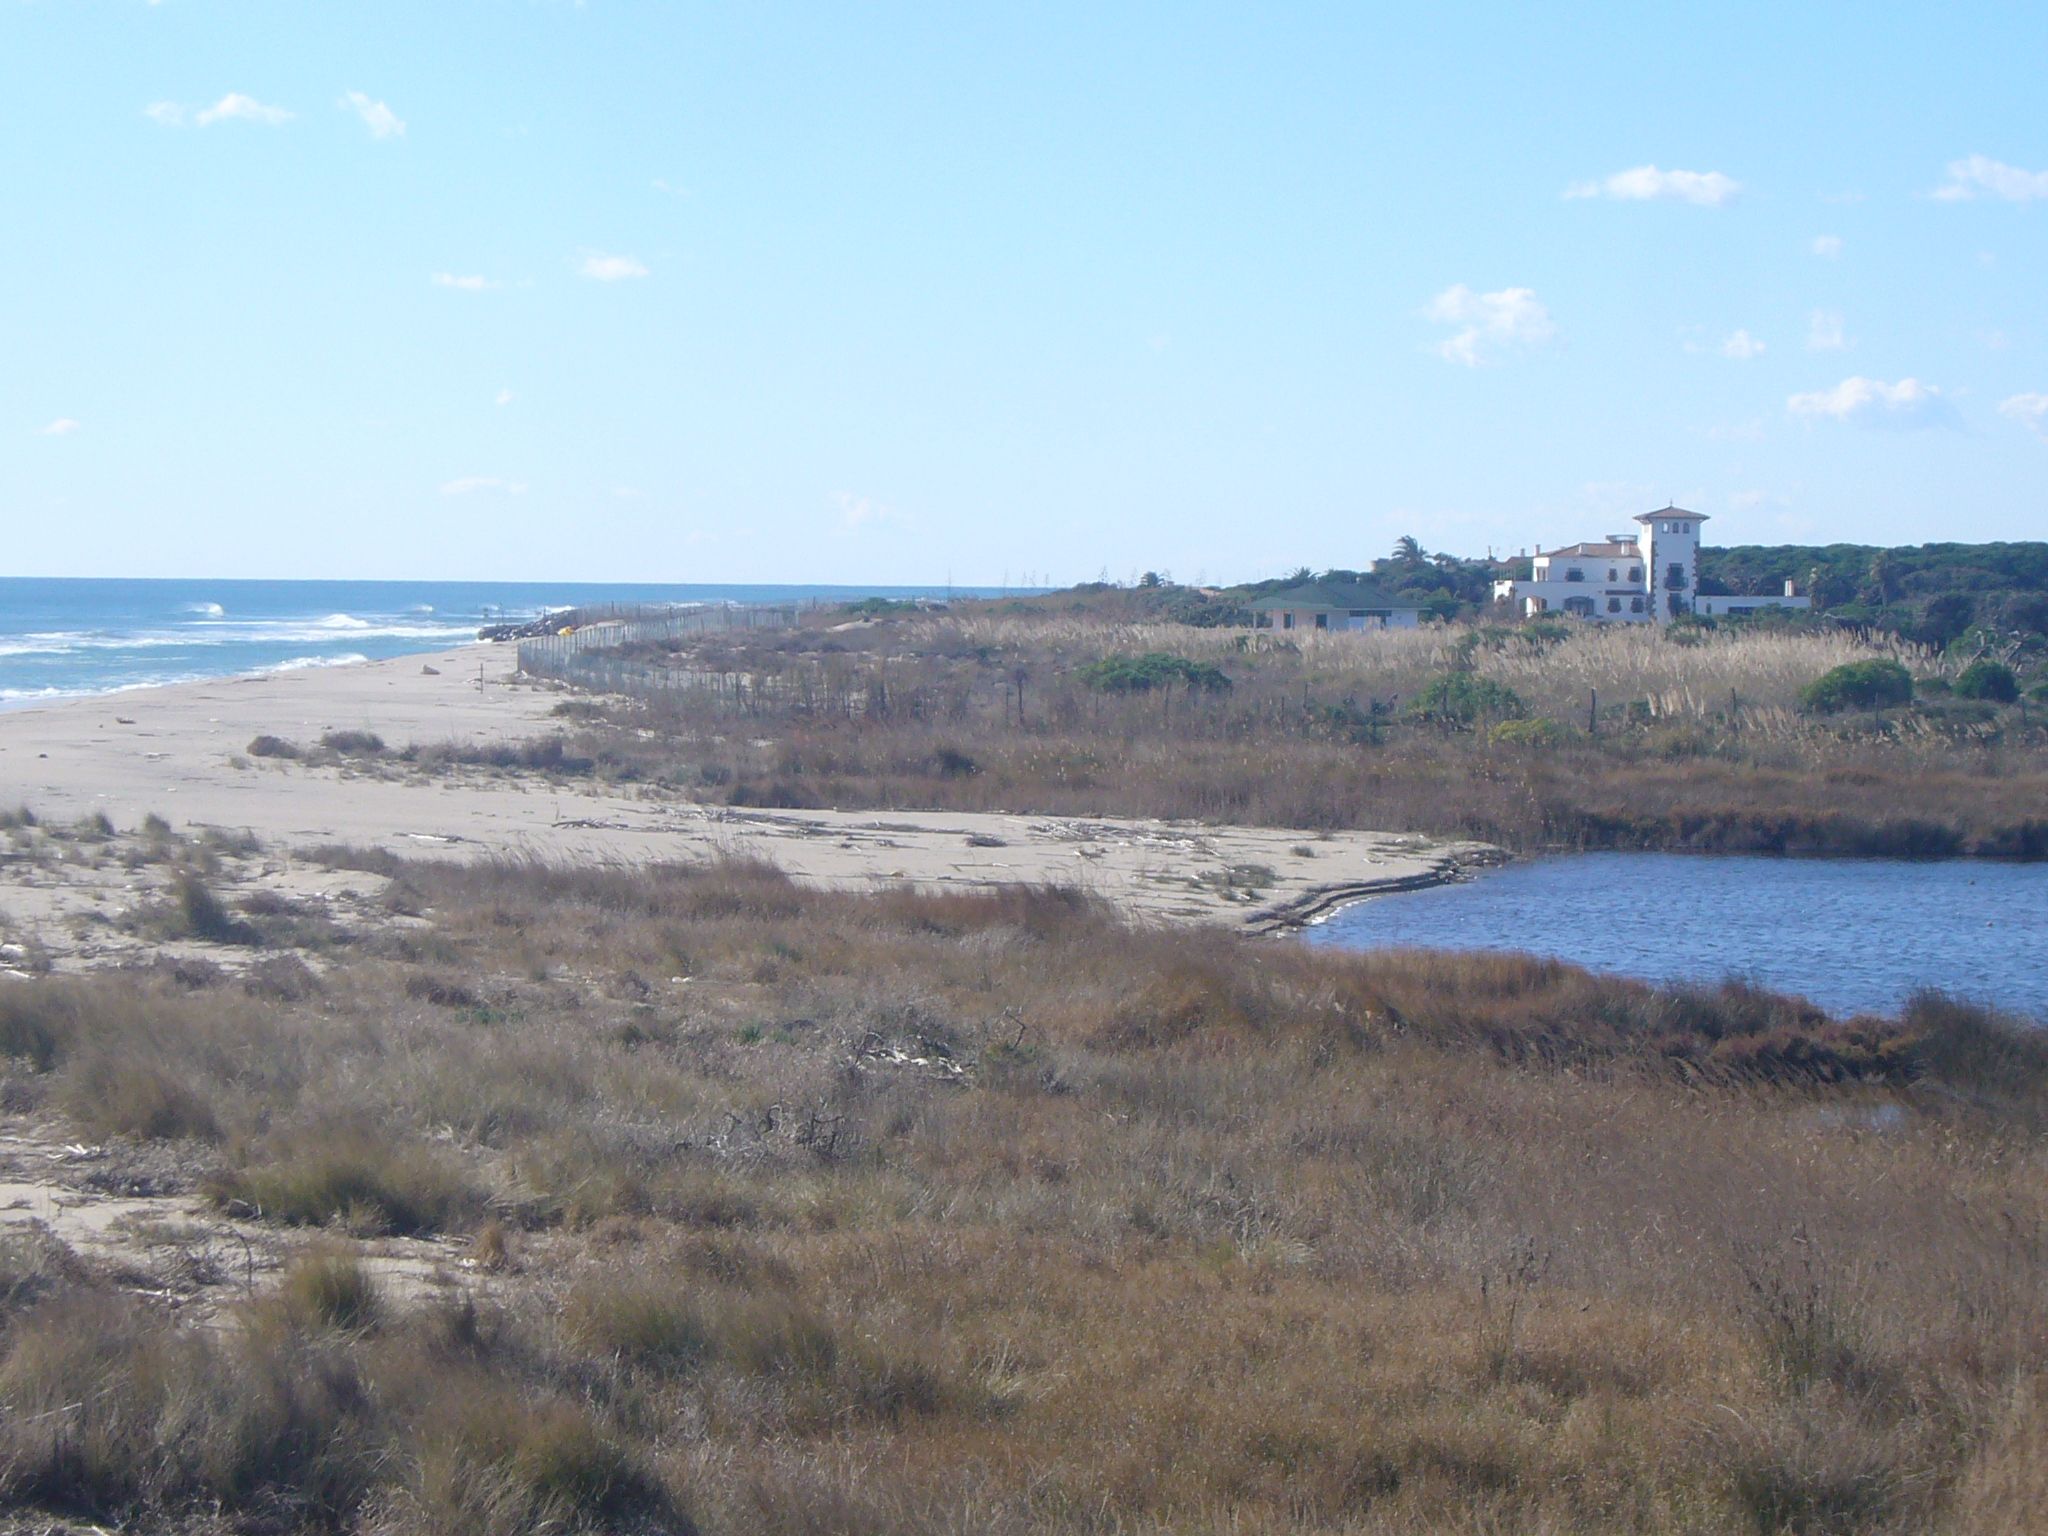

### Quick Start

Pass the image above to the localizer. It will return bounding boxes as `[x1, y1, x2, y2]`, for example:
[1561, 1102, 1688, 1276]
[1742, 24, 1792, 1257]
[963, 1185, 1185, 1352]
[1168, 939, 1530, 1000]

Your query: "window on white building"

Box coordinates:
[1630, 596, 1644, 613]
[1607, 597, 1621, 613]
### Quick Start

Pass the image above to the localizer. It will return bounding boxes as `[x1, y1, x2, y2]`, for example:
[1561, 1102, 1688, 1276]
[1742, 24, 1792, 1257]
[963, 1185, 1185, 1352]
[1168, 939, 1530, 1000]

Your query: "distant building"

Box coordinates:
[1249, 580, 1426, 632]
[1491, 505, 1811, 624]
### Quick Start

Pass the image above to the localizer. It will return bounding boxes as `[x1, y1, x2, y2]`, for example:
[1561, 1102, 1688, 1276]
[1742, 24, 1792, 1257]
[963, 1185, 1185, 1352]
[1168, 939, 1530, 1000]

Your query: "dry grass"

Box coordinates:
[0, 854, 2044, 1531]
[501, 612, 2048, 858]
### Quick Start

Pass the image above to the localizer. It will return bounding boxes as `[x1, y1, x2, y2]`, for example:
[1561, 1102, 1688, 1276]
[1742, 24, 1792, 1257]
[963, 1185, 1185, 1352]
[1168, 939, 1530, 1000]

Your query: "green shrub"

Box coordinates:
[1409, 673, 1527, 724]
[1489, 716, 1566, 748]
[1953, 658, 2020, 702]
[1077, 653, 1231, 693]
[1799, 659, 1912, 713]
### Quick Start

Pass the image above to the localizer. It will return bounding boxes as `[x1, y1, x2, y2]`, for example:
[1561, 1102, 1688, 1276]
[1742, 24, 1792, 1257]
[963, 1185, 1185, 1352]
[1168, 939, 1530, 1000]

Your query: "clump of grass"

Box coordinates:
[134, 874, 260, 946]
[212, 1122, 483, 1235]
[0, 805, 36, 829]
[407, 1382, 671, 1535]
[58, 1056, 221, 1142]
[0, 1292, 382, 1523]
[561, 1270, 711, 1366]
[320, 729, 386, 757]
[276, 1248, 380, 1331]
[246, 734, 301, 759]
[70, 809, 115, 843]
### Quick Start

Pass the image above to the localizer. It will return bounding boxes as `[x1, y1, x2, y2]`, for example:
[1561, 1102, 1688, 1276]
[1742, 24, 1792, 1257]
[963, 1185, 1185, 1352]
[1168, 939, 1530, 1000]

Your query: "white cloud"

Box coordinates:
[578, 253, 649, 282]
[1788, 377, 1953, 430]
[195, 93, 293, 127]
[432, 273, 501, 292]
[1998, 393, 2048, 440]
[1811, 234, 1843, 259]
[495, 388, 514, 407]
[1565, 165, 1740, 206]
[1934, 155, 2048, 202]
[834, 491, 903, 531]
[144, 101, 186, 126]
[1806, 310, 1847, 352]
[441, 475, 527, 496]
[1426, 284, 1556, 366]
[33, 418, 81, 437]
[340, 91, 404, 139]
[1721, 329, 1766, 360]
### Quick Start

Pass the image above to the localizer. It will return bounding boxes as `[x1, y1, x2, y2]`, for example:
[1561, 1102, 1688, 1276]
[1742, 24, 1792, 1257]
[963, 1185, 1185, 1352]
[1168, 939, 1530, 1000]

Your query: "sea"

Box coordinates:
[0, 577, 994, 710]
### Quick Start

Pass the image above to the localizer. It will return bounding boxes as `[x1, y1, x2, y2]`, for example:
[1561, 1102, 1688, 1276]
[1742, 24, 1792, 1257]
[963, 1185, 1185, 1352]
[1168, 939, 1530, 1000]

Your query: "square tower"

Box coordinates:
[1633, 505, 1709, 621]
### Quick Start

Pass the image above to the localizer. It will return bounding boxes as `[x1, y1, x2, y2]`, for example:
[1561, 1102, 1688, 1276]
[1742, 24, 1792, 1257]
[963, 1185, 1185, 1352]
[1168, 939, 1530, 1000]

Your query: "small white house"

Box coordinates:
[1249, 580, 1426, 632]
[1491, 506, 1811, 625]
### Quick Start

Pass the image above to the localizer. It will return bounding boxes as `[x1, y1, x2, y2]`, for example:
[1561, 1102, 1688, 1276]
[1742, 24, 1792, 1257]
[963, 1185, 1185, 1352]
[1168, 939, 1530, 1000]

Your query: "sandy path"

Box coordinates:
[0, 646, 1493, 929]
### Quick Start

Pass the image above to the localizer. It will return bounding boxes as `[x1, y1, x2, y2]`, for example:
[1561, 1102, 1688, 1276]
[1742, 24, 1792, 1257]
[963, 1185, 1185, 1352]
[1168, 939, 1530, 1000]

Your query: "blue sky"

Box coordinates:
[4, 2, 2045, 583]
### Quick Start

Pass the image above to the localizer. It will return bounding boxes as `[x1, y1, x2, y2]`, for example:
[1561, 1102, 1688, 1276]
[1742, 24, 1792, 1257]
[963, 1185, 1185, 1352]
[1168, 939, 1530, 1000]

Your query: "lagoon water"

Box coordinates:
[1304, 852, 2048, 1021]
[0, 578, 995, 709]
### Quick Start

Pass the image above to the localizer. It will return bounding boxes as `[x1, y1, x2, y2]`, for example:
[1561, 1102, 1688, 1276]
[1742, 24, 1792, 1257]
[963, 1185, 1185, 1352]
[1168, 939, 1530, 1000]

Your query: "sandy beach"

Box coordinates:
[0, 646, 1494, 948]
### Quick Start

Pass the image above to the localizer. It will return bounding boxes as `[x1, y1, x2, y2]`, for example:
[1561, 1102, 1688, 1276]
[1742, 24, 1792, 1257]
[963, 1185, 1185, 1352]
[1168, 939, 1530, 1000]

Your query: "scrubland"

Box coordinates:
[1, 841, 2046, 1533]
[508, 612, 2048, 858]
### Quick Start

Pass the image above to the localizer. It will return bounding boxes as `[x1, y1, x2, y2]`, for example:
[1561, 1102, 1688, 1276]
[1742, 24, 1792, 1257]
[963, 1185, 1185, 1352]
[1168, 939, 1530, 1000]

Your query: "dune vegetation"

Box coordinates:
[0, 843, 2045, 1532]
[501, 608, 2048, 858]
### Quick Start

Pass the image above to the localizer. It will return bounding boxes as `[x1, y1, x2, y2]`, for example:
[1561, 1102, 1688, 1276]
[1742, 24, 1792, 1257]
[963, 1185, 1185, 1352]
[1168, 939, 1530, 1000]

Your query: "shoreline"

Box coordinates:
[1243, 846, 1511, 935]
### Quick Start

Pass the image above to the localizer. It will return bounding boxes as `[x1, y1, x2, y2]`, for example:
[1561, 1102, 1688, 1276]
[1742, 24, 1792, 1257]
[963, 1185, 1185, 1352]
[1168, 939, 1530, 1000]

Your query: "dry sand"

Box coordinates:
[0, 645, 1495, 936]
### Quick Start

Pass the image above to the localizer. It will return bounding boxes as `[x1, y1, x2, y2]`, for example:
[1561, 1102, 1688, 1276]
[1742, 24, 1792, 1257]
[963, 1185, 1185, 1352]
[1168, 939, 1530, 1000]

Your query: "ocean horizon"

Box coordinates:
[0, 577, 1006, 710]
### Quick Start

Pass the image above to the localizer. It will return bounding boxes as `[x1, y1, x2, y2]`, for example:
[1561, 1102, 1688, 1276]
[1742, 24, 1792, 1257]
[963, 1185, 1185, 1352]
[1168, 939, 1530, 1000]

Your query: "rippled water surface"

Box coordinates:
[1304, 852, 2048, 1020]
[0, 578, 1004, 707]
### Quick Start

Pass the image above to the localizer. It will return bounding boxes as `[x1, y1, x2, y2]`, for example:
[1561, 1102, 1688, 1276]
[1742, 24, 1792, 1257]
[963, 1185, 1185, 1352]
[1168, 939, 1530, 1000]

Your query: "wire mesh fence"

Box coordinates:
[514, 605, 797, 695]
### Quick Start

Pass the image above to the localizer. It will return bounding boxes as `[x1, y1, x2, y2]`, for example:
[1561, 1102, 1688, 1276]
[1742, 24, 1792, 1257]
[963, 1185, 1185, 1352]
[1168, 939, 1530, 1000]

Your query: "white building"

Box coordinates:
[1491, 505, 1810, 624]
[1249, 579, 1427, 632]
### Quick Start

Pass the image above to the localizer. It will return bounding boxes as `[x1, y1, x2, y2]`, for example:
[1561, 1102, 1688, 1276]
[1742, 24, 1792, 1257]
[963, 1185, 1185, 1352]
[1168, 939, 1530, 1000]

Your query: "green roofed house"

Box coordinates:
[1248, 580, 1427, 633]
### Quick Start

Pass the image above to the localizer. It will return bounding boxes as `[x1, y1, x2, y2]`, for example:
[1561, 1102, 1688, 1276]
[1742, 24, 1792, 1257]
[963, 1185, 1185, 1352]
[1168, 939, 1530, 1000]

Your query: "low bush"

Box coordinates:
[1954, 658, 2020, 703]
[1801, 659, 1913, 713]
[1410, 672, 1526, 724]
[1076, 653, 1231, 693]
[1489, 715, 1566, 748]
[246, 734, 301, 759]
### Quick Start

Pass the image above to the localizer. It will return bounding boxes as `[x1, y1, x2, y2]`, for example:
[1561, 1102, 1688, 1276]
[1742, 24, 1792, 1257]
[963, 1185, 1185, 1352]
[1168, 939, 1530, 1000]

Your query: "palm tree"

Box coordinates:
[1392, 535, 1426, 567]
